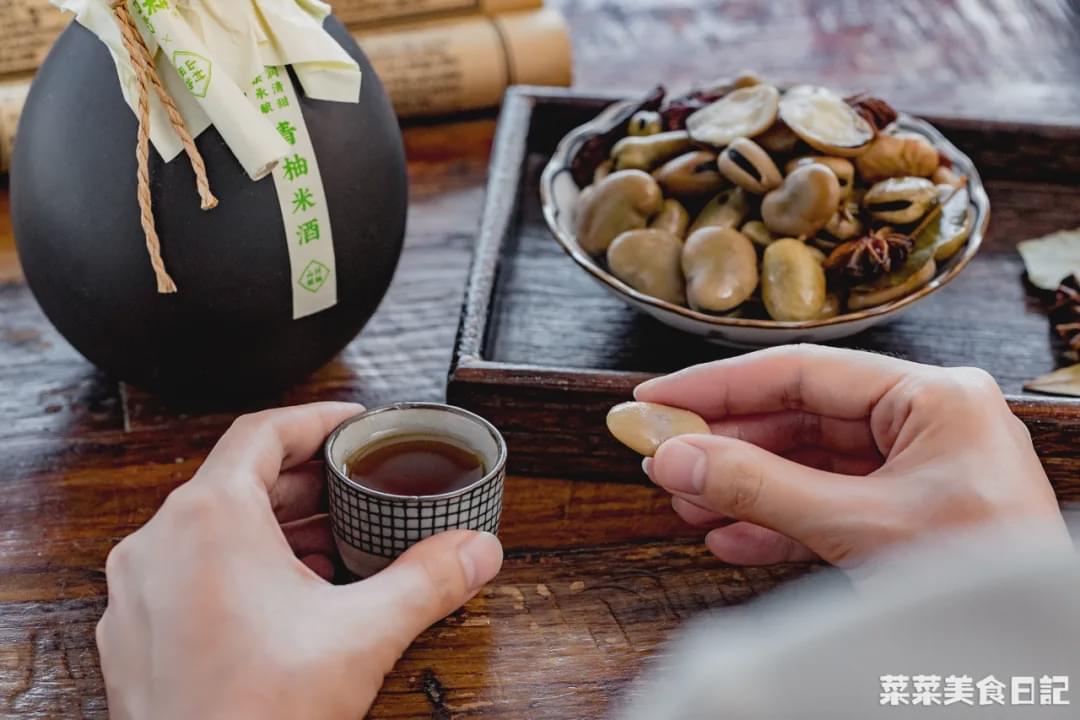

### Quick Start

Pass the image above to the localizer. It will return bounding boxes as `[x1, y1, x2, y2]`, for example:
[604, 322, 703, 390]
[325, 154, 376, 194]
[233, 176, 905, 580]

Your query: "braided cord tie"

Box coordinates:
[111, 0, 219, 293]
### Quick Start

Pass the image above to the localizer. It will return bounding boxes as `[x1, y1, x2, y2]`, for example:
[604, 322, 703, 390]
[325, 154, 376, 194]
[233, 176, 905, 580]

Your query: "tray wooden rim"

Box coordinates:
[449, 85, 1080, 424]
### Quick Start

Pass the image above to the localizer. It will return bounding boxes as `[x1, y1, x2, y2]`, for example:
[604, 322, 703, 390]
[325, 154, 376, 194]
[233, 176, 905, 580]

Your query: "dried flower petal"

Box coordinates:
[571, 85, 666, 188]
[662, 89, 727, 131]
[845, 93, 898, 132]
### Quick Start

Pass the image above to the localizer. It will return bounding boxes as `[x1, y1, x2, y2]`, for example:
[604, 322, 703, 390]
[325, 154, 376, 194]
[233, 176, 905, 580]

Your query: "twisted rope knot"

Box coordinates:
[112, 0, 218, 293]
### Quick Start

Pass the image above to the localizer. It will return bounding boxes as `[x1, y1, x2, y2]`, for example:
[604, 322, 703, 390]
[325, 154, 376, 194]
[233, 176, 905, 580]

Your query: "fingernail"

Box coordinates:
[656, 440, 707, 495]
[632, 376, 661, 400]
[641, 457, 653, 477]
[704, 528, 730, 559]
[458, 531, 503, 591]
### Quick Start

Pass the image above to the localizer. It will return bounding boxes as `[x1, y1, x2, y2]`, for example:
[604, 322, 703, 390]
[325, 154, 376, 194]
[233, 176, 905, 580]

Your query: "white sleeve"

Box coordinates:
[620, 526, 1080, 720]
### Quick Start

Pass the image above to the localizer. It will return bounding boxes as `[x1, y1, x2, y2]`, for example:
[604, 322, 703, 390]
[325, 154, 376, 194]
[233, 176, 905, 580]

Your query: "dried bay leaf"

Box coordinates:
[919, 185, 973, 262]
[1017, 228, 1080, 291]
[1024, 363, 1080, 398]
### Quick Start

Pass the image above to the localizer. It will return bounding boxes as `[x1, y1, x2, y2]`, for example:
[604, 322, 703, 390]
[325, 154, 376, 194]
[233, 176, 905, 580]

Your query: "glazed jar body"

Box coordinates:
[11, 17, 407, 396]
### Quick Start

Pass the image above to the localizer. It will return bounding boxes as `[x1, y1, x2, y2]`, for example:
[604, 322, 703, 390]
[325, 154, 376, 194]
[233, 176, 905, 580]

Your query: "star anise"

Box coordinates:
[844, 93, 898, 132]
[824, 227, 914, 282]
[1050, 273, 1080, 359]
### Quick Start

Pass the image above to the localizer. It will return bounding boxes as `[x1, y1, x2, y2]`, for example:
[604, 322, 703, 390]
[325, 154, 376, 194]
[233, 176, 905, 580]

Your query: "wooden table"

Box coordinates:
[3, 1, 1080, 716]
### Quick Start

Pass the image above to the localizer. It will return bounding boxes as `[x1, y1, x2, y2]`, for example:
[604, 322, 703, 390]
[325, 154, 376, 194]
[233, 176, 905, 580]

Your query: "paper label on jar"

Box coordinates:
[247, 66, 338, 319]
[129, 0, 289, 181]
[57, 0, 361, 179]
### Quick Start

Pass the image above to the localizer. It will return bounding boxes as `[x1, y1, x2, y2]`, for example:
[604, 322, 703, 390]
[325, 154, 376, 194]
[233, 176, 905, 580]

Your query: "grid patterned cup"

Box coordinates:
[324, 403, 507, 578]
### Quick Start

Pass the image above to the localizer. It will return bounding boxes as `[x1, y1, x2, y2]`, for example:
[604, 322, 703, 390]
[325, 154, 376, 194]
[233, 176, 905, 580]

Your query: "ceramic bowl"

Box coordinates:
[539, 97, 990, 346]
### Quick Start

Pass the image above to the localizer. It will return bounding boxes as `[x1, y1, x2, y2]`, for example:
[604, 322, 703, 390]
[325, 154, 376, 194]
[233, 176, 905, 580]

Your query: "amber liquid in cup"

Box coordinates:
[343, 434, 486, 496]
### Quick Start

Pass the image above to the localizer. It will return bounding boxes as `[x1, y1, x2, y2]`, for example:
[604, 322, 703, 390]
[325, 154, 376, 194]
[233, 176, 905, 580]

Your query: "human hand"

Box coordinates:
[637, 345, 1066, 568]
[97, 403, 503, 720]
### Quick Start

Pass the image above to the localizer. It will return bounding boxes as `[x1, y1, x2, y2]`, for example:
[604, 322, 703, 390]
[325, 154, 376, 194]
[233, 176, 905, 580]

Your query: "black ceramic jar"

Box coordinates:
[11, 17, 406, 397]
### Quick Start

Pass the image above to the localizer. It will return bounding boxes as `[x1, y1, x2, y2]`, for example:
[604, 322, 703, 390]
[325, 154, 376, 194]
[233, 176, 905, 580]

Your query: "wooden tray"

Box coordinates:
[448, 86, 1080, 494]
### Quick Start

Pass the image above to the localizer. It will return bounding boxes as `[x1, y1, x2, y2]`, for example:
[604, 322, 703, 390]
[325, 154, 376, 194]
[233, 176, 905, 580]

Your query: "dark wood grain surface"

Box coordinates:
[3, 1, 1080, 717]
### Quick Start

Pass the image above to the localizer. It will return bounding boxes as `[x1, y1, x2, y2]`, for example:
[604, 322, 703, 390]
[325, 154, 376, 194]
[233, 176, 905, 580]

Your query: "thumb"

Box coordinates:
[339, 530, 503, 660]
[651, 434, 865, 540]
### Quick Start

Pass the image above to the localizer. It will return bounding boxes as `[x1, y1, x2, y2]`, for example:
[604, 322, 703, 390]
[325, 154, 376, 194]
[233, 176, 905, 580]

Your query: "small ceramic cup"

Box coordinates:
[324, 403, 507, 578]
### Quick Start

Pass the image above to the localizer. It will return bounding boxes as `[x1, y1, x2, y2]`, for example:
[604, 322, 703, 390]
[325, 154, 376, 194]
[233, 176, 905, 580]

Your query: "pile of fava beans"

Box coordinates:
[573, 76, 975, 321]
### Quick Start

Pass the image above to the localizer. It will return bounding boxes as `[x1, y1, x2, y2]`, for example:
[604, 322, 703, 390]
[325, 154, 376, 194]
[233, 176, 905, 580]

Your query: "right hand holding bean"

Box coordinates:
[635, 345, 1067, 567]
